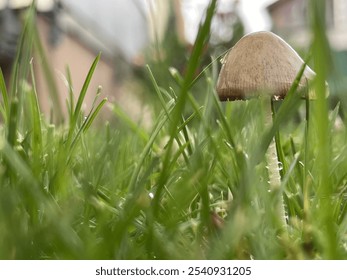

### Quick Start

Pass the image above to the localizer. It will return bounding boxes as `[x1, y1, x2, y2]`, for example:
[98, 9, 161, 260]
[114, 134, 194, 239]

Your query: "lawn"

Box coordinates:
[0, 0, 346, 259]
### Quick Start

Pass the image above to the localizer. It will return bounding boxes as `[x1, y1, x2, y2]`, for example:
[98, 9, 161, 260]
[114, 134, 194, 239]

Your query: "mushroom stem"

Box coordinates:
[264, 99, 287, 227]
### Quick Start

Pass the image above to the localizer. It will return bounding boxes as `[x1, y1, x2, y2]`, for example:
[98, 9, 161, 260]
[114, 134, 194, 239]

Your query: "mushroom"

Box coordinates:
[216, 31, 317, 225]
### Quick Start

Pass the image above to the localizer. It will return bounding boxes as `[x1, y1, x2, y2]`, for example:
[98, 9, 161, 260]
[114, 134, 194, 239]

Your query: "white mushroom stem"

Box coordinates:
[266, 139, 282, 190]
[264, 100, 287, 227]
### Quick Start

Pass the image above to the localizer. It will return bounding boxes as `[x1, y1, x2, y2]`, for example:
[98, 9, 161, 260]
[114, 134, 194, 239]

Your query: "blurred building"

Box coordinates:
[0, 0, 167, 121]
[36, 6, 118, 120]
[267, 0, 347, 108]
[267, 0, 347, 50]
[0, 0, 283, 122]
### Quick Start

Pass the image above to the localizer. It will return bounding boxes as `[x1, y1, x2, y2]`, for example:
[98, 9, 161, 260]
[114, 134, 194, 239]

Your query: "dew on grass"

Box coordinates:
[278, 161, 283, 171]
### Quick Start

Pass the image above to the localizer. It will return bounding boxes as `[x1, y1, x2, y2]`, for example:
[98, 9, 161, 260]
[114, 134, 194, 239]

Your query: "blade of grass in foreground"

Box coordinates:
[146, 65, 191, 163]
[73, 53, 101, 121]
[111, 103, 150, 143]
[64, 66, 75, 121]
[70, 86, 107, 150]
[32, 18, 64, 122]
[0, 68, 9, 122]
[5, 6, 36, 148]
[29, 59, 43, 161]
[108, 108, 171, 253]
[67, 53, 101, 146]
[310, 0, 341, 259]
[152, 0, 217, 217]
[0, 139, 39, 194]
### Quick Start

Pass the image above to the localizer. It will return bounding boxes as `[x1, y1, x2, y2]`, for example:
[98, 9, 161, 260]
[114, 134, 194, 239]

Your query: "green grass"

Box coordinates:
[0, 0, 347, 259]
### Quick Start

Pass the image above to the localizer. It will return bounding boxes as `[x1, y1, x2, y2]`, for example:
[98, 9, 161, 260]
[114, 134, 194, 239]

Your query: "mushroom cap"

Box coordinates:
[216, 31, 316, 101]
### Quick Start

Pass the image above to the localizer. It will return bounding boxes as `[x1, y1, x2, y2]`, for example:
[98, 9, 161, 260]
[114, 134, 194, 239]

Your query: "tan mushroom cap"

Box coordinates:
[216, 31, 316, 101]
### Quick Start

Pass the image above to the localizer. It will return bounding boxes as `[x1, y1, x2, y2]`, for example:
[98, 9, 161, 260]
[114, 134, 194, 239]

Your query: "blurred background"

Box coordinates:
[1, 0, 347, 122]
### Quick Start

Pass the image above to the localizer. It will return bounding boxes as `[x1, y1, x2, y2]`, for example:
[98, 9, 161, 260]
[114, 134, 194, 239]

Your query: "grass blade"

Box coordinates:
[0, 68, 9, 122]
[73, 53, 101, 122]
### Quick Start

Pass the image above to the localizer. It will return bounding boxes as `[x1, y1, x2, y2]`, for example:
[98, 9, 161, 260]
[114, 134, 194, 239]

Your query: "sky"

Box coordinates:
[61, 0, 277, 60]
[238, 0, 276, 32]
[182, 0, 276, 45]
[1, 0, 277, 53]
